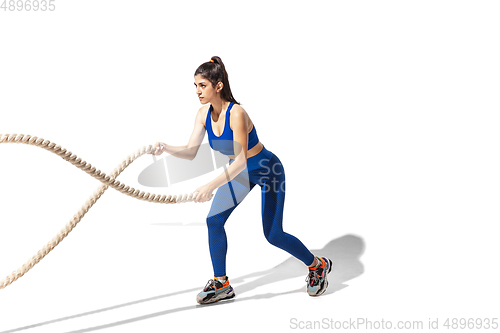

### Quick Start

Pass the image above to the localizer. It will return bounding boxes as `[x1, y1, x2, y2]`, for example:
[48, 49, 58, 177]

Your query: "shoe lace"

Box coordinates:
[203, 279, 216, 292]
[306, 270, 320, 287]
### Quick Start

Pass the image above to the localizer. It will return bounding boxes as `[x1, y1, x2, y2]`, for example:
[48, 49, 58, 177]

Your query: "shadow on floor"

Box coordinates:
[1, 234, 365, 333]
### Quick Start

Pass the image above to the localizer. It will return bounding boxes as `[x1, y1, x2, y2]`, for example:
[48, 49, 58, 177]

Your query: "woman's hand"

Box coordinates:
[193, 183, 215, 203]
[151, 142, 165, 156]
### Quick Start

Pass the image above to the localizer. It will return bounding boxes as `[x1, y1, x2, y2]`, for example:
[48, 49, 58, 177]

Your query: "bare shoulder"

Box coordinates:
[197, 104, 210, 127]
[230, 104, 249, 120]
[229, 104, 253, 132]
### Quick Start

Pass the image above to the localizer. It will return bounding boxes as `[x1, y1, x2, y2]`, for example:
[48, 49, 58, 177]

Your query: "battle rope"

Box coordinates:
[0, 134, 211, 290]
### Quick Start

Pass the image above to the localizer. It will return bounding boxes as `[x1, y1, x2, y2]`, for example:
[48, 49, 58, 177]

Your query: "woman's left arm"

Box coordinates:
[193, 106, 249, 203]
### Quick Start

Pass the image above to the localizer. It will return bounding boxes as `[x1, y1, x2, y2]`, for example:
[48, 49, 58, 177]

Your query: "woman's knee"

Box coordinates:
[264, 229, 285, 247]
[206, 213, 227, 230]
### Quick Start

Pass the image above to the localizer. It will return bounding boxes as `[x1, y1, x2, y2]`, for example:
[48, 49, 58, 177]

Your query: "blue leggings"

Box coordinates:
[206, 146, 315, 277]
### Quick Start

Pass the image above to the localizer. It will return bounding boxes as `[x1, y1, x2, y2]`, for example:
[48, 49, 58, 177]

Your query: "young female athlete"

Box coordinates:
[151, 56, 331, 304]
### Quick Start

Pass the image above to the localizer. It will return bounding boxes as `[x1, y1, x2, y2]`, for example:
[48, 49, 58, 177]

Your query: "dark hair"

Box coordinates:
[194, 56, 239, 105]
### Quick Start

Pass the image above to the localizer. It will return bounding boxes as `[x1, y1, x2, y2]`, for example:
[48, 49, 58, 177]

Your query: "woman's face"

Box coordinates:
[194, 74, 220, 104]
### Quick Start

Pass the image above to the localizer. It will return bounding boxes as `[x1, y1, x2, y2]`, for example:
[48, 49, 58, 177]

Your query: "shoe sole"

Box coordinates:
[309, 258, 332, 297]
[196, 287, 236, 305]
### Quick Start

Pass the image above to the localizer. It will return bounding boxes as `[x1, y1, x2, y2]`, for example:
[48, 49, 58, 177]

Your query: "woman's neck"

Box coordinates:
[211, 100, 231, 116]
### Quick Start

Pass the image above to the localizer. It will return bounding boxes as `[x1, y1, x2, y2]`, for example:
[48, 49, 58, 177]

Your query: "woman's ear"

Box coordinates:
[216, 81, 224, 93]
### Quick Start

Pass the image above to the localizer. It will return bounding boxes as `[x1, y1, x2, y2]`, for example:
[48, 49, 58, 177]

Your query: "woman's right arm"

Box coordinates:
[152, 106, 207, 160]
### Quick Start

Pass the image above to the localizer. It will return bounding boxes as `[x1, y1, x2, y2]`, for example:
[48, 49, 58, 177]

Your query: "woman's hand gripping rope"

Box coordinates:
[193, 183, 216, 203]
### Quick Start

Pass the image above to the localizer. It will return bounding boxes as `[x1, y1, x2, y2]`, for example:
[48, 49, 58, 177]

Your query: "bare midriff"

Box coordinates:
[227, 141, 263, 160]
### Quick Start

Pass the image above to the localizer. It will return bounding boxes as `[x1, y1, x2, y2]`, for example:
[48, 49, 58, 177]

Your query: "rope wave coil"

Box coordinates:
[0, 133, 210, 290]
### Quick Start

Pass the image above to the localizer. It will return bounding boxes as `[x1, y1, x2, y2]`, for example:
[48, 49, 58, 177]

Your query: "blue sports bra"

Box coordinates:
[206, 102, 259, 156]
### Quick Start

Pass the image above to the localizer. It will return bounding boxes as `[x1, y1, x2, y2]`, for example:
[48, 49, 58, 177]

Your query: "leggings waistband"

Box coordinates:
[230, 145, 274, 171]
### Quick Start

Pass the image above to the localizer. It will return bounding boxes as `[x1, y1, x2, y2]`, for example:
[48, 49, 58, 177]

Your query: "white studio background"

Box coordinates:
[1, 1, 499, 332]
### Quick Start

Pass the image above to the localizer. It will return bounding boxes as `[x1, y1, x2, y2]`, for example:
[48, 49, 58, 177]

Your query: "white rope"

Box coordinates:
[0, 134, 211, 290]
